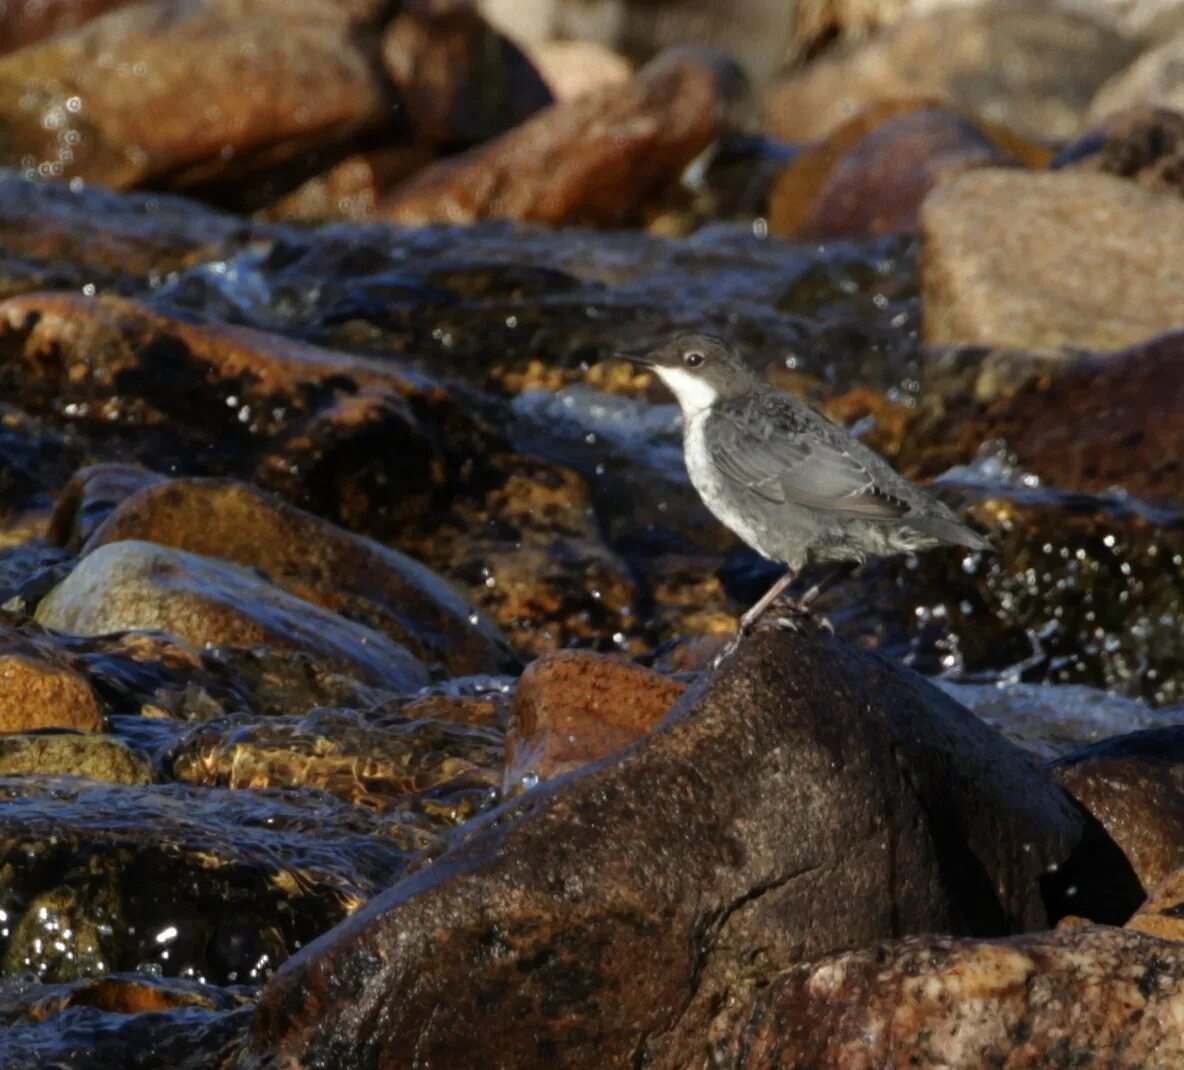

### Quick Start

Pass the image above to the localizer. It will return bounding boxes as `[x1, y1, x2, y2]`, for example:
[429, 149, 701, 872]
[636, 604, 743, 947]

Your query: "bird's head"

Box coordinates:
[616, 333, 759, 416]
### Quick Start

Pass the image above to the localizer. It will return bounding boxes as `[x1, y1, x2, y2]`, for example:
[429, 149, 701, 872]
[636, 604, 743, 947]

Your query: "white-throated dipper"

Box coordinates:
[621, 333, 991, 634]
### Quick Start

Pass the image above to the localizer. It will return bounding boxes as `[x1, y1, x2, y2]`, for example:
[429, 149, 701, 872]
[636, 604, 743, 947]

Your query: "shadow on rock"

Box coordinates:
[247, 625, 1091, 1069]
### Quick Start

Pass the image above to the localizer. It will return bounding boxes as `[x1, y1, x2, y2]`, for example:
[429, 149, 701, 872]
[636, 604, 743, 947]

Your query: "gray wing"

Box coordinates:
[705, 401, 909, 519]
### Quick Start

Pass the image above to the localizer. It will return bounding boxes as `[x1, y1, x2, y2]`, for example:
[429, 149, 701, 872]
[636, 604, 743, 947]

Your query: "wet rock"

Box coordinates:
[903, 331, 1184, 506]
[504, 650, 686, 789]
[1091, 33, 1184, 124]
[0, 0, 391, 190]
[820, 488, 1184, 707]
[248, 626, 1084, 1069]
[0, 0, 136, 56]
[0, 172, 250, 284]
[35, 540, 429, 693]
[768, 106, 1021, 240]
[1060, 105, 1184, 196]
[171, 706, 502, 824]
[939, 681, 1183, 761]
[764, 2, 1137, 143]
[382, 0, 552, 146]
[0, 629, 102, 733]
[0, 776, 434, 985]
[919, 169, 1184, 352]
[1052, 727, 1184, 894]
[0, 733, 153, 784]
[0, 540, 75, 614]
[402, 455, 641, 656]
[48, 464, 166, 552]
[0, 291, 454, 521]
[76, 476, 517, 677]
[0, 974, 253, 1070]
[708, 926, 1184, 1069]
[381, 49, 742, 227]
[1127, 866, 1184, 942]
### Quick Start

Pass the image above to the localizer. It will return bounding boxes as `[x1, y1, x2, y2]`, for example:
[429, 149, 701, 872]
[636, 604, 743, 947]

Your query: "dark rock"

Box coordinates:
[35, 540, 430, 693]
[76, 476, 517, 677]
[707, 926, 1184, 1068]
[818, 488, 1184, 707]
[248, 626, 1083, 1069]
[382, 0, 552, 146]
[0, 974, 253, 1070]
[1052, 727, 1184, 895]
[769, 106, 1022, 241]
[48, 464, 166, 552]
[381, 48, 743, 227]
[0, 776, 436, 985]
[764, 1, 1138, 143]
[0, 0, 391, 190]
[1060, 105, 1184, 196]
[171, 705, 502, 824]
[0, 172, 250, 285]
[504, 649, 686, 790]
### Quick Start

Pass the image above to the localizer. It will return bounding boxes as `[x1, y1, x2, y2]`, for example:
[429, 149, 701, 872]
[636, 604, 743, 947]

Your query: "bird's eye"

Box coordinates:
[683, 350, 705, 368]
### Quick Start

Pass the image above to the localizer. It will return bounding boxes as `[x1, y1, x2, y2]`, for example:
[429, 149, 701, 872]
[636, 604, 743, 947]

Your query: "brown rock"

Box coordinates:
[171, 706, 502, 823]
[919, 169, 1184, 352]
[260, 146, 435, 223]
[770, 106, 1018, 240]
[248, 626, 1084, 1069]
[1052, 727, 1184, 896]
[35, 539, 430, 693]
[380, 48, 739, 227]
[0, 0, 390, 190]
[0, 0, 134, 55]
[1127, 866, 1184, 943]
[504, 650, 686, 789]
[382, 0, 552, 146]
[0, 291, 646, 657]
[0, 732, 153, 783]
[0, 643, 102, 733]
[902, 331, 1184, 507]
[764, 2, 1138, 143]
[708, 926, 1184, 1068]
[77, 476, 516, 677]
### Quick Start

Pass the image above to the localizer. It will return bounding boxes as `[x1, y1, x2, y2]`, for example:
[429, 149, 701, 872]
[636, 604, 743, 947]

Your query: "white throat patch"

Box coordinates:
[654, 366, 719, 417]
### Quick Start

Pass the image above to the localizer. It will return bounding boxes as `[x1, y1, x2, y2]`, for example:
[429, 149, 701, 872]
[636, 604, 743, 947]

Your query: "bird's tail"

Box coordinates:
[909, 512, 994, 552]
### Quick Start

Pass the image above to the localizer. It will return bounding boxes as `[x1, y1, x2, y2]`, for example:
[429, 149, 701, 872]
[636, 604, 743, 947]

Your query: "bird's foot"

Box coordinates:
[768, 611, 834, 635]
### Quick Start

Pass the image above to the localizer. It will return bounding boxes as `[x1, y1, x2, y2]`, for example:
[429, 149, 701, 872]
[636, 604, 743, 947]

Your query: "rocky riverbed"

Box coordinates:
[0, 1, 1183, 1067]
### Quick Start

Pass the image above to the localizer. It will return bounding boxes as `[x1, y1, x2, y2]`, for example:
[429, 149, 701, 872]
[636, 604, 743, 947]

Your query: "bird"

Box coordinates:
[619, 332, 991, 636]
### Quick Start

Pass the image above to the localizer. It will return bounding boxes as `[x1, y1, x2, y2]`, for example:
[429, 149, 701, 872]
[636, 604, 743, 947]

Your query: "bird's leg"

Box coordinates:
[739, 568, 799, 633]
[796, 561, 859, 610]
[712, 568, 798, 670]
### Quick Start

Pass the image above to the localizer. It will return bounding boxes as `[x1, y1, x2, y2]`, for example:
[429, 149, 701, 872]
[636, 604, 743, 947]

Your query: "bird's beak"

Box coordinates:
[610, 342, 656, 367]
